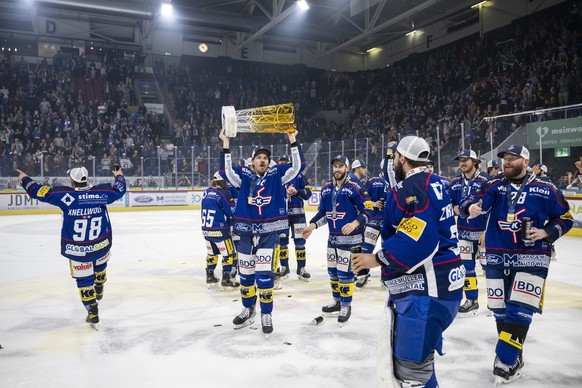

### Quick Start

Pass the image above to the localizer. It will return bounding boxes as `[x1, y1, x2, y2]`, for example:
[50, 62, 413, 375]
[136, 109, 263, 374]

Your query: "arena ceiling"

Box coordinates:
[0, 0, 490, 57]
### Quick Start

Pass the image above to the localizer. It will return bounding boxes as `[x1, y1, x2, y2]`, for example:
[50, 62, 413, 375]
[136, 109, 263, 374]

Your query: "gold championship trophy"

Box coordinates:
[221, 103, 296, 137]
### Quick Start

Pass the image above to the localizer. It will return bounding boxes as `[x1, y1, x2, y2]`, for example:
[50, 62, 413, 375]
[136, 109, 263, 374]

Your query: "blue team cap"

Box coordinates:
[497, 145, 530, 159]
[454, 149, 478, 161]
[332, 155, 350, 166]
[252, 147, 271, 160]
[487, 160, 500, 169]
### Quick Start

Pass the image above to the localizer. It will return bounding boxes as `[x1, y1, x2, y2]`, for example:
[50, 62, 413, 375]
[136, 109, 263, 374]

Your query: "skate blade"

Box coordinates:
[494, 372, 522, 386]
[207, 282, 220, 289]
[234, 319, 255, 330]
[297, 275, 310, 282]
[322, 311, 340, 317]
[338, 321, 349, 328]
[89, 323, 99, 331]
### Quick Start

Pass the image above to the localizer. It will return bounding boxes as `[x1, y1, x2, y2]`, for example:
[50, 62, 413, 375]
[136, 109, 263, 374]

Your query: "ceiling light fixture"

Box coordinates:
[297, 1, 309, 11]
[161, 1, 173, 17]
[471, 1, 489, 9]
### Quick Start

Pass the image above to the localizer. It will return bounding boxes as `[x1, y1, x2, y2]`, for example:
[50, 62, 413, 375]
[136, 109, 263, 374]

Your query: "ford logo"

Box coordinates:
[235, 223, 251, 232]
[487, 254, 503, 265]
[135, 196, 154, 203]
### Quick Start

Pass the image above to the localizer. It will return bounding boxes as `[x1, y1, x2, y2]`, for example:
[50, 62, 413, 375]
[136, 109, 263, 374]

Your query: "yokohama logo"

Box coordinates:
[74, 263, 93, 271]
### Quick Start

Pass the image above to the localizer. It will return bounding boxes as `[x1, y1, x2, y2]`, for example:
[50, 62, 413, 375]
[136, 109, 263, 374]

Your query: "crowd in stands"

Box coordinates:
[0, 50, 168, 180]
[156, 1, 582, 181]
[1, 1, 582, 187]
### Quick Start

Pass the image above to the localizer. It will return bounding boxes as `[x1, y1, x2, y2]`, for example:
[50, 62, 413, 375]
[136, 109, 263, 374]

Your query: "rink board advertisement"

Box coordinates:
[1, 189, 581, 234]
[0, 190, 204, 213]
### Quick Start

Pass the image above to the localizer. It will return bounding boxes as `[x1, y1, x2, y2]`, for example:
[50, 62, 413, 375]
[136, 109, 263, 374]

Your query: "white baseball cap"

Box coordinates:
[351, 159, 367, 169]
[69, 166, 88, 183]
[396, 136, 430, 162]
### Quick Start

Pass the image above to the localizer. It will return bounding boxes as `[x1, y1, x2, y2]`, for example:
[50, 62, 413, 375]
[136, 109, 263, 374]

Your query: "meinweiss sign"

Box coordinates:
[527, 117, 582, 148]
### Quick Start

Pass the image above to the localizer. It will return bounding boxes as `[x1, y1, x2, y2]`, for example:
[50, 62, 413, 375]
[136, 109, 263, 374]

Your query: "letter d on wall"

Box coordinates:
[46, 20, 56, 34]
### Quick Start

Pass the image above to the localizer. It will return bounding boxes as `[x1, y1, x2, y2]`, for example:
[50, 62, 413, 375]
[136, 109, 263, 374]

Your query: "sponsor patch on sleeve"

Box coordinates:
[37, 185, 51, 197]
[396, 217, 426, 241]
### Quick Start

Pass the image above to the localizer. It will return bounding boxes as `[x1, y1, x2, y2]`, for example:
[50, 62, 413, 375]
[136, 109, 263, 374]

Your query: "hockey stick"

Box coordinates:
[377, 297, 400, 388]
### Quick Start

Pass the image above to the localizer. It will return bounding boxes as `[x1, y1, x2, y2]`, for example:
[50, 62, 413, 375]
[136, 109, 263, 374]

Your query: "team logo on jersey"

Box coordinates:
[326, 211, 346, 229]
[249, 187, 272, 215]
[61, 193, 75, 206]
[498, 209, 527, 243]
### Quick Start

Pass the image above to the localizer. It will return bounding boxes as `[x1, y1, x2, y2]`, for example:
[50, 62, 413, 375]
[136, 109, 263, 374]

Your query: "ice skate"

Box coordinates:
[94, 284, 104, 301]
[233, 306, 256, 329]
[261, 313, 273, 338]
[221, 272, 240, 290]
[493, 354, 524, 386]
[297, 267, 311, 282]
[206, 268, 219, 288]
[322, 300, 341, 316]
[458, 299, 479, 316]
[338, 305, 351, 326]
[355, 274, 370, 289]
[276, 265, 290, 279]
[85, 302, 99, 330]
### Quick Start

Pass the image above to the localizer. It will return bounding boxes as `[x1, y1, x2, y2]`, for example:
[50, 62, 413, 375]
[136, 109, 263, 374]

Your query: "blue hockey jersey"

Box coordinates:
[285, 173, 312, 215]
[377, 168, 464, 300]
[201, 187, 235, 239]
[20, 176, 126, 262]
[220, 144, 305, 235]
[366, 175, 387, 222]
[449, 170, 489, 241]
[310, 177, 372, 246]
[459, 174, 573, 272]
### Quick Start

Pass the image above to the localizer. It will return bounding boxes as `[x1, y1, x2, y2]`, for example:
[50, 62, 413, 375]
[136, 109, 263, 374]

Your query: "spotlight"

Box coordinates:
[297, 0, 309, 11]
[161, 1, 173, 17]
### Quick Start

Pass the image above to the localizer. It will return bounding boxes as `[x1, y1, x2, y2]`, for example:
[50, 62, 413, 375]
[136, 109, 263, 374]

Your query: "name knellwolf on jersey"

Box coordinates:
[20, 175, 127, 263]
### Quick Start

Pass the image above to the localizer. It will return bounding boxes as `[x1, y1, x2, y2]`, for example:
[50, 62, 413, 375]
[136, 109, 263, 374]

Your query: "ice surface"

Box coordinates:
[1, 210, 581, 387]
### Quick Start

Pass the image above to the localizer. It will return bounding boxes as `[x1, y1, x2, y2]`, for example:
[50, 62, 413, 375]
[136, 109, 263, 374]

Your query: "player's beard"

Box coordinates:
[334, 170, 346, 182]
[394, 162, 406, 182]
[503, 161, 525, 179]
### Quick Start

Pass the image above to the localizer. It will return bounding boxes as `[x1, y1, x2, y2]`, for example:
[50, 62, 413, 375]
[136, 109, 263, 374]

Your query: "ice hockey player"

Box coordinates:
[449, 149, 489, 316]
[276, 154, 313, 282]
[358, 160, 387, 289]
[201, 172, 239, 289]
[17, 165, 126, 327]
[460, 144, 573, 385]
[302, 155, 371, 326]
[351, 135, 464, 388]
[219, 128, 304, 336]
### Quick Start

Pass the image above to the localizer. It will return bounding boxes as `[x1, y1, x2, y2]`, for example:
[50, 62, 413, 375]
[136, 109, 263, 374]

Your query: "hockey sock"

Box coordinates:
[240, 283, 257, 308]
[279, 246, 289, 269]
[296, 248, 306, 269]
[78, 285, 97, 307]
[259, 287, 274, 314]
[330, 279, 340, 300]
[463, 274, 478, 300]
[206, 254, 218, 271]
[339, 281, 355, 305]
[496, 322, 529, 365]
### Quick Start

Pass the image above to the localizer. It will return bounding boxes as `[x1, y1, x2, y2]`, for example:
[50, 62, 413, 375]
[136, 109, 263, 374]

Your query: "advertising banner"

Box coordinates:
[527, 117, 582, 148]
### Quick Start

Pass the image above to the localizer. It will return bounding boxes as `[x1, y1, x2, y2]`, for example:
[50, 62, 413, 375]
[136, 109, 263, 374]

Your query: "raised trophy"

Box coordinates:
[221, 103, 296, 137]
